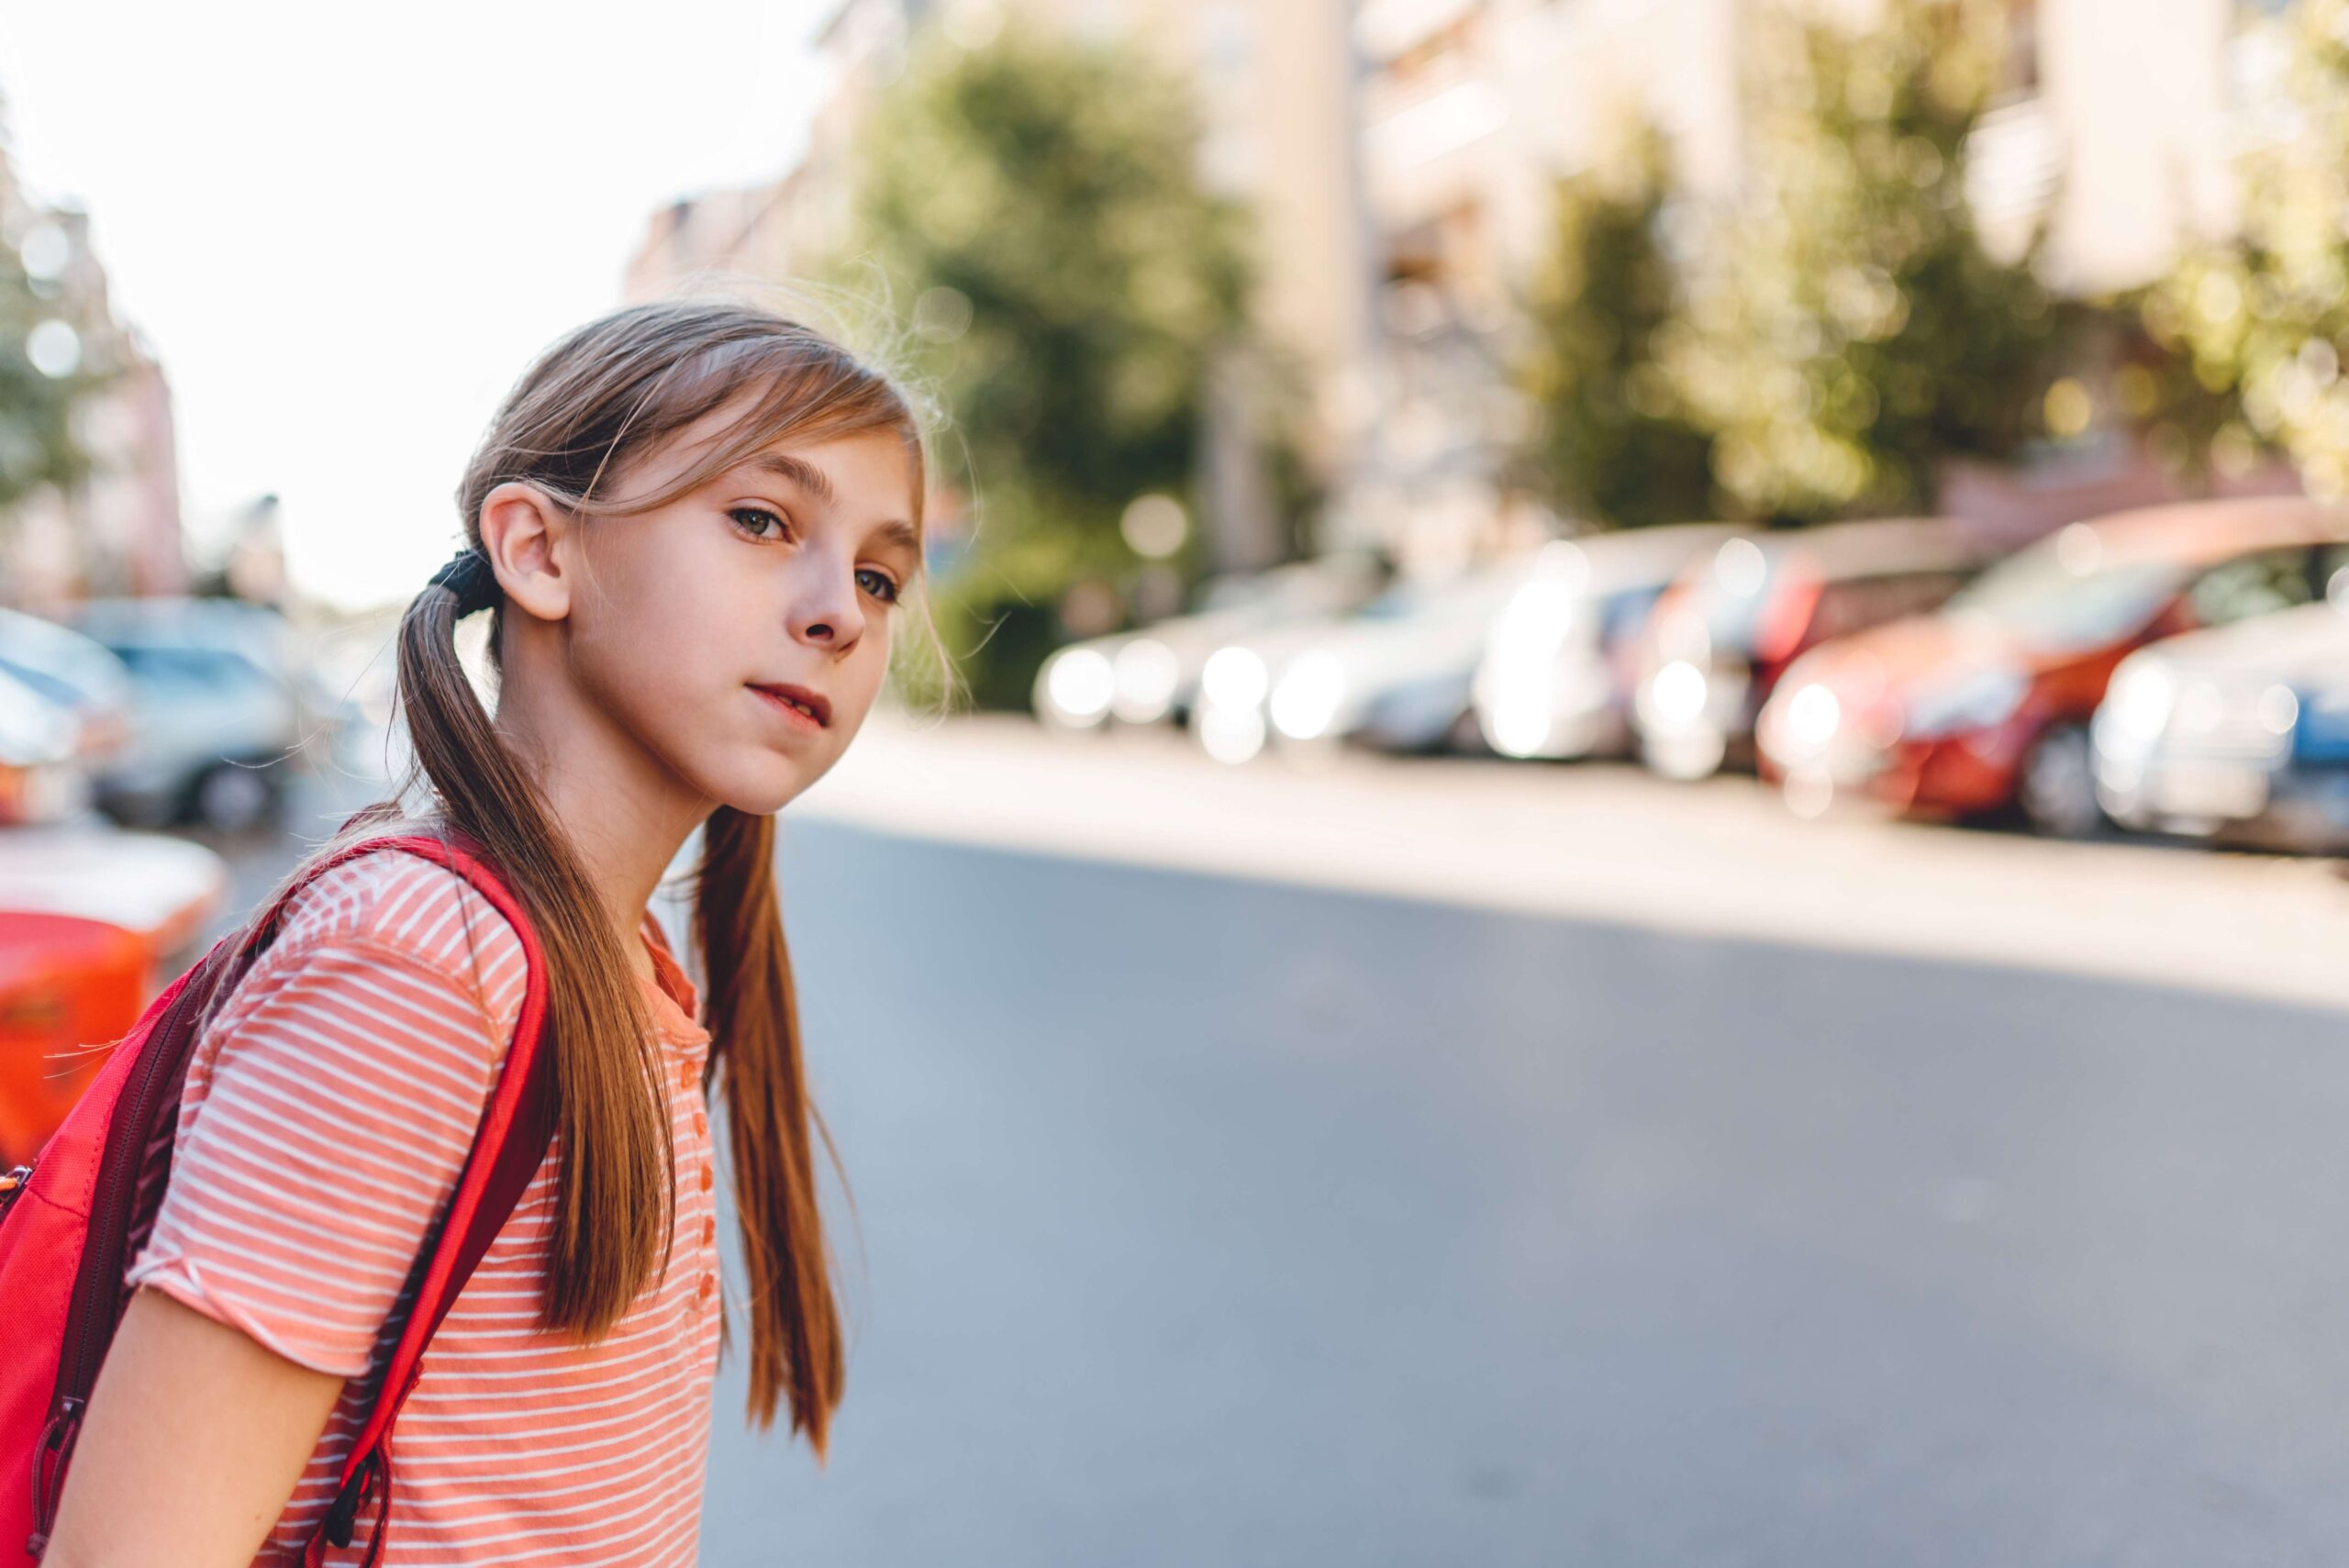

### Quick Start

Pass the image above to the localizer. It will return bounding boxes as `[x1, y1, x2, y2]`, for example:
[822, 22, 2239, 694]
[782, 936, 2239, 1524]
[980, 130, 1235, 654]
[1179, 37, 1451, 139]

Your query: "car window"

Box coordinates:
[1944, 539, 2187, 653]
[2186, 549, 2314, 628]
[112, 644, 270, 692]
[0, 656, 94, 709]
[1807, 570, 1974, 644]
[1598, 584, 1666, 648]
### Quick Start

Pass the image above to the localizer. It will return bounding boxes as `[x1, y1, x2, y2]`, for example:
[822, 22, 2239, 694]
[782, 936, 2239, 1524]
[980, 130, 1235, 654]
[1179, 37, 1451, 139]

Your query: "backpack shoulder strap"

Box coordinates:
[295, 832, 556, 1566]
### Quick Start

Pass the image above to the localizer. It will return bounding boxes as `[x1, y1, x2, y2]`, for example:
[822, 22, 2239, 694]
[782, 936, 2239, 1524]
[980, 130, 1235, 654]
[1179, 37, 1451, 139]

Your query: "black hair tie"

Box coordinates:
[428, 547, 501, 617]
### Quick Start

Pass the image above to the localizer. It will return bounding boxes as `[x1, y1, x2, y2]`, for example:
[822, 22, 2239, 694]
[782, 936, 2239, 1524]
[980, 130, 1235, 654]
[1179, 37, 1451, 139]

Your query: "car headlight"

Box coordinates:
[1782, 682, 1842, 754]
[1902, 665, 2029, 740]
[1646, 660, 1710, 728]
[1269, 651, 1347, 740]
[2256, 683, 2299, 738]
[2099, 659, 2174, 744]
[1200, 646, 1270, 714]
[1111, 639, 1181, 723]
[1040, 647, 1115, 724]
[1487, 578, 1582, 670]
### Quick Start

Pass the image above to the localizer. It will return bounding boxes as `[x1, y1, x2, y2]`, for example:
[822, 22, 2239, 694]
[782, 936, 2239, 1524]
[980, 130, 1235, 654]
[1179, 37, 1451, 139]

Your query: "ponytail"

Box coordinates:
[398, 573, 683, 1333]
[694, 806, 847, 1458]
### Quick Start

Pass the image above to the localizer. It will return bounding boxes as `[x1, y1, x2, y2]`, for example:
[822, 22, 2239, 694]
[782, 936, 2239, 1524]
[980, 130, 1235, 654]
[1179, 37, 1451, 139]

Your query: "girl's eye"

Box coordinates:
[729, 506, 789, 541]
[734, 506, 902, 605]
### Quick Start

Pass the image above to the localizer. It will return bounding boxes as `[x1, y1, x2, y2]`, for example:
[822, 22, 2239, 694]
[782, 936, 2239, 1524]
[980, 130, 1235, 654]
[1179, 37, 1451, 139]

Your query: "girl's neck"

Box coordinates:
[476, 682, 711, 978]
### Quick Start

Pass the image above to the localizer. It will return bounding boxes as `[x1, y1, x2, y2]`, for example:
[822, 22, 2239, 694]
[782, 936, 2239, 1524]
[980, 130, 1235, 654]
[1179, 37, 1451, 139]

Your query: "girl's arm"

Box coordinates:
[43, 1285, 346, 1568]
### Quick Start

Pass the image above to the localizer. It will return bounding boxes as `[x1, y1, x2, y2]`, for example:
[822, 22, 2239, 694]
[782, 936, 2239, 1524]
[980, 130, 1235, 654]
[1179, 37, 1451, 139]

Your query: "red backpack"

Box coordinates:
[0, 831, 555, 1566]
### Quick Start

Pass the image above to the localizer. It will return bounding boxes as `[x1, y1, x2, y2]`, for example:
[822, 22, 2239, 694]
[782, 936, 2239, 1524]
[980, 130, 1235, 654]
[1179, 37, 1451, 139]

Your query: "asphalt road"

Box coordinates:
[213, 778, 2349, 1567]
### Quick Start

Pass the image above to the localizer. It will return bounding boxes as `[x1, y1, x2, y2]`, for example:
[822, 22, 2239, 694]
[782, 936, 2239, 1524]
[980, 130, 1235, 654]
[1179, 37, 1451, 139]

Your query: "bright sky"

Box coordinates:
[0, 0, 831, 610]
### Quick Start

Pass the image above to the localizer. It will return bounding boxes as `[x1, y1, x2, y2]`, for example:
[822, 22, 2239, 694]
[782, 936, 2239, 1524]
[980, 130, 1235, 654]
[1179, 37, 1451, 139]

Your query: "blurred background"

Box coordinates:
[6, 0, 2349, 1562]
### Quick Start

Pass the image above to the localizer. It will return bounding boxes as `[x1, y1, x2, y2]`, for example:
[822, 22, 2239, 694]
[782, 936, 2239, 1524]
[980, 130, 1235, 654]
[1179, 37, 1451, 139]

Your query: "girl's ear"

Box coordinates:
[479, 480, 575, 624]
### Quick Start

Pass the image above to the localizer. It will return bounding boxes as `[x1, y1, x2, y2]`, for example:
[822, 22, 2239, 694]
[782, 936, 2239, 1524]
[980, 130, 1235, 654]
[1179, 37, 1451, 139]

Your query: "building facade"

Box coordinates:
[0, 161, 187, 615]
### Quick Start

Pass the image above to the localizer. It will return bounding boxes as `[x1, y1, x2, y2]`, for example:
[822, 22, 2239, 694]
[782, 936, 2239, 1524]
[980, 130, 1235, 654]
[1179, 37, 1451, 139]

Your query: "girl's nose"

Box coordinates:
[791, 562, 865, 650]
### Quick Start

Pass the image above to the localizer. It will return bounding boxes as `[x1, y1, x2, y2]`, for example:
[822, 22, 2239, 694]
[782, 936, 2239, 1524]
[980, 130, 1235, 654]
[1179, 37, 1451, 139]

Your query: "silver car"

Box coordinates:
[1032, 554, 1389, 732]
[2095, 597, 2349, 853]
[69, 598, 302, 831]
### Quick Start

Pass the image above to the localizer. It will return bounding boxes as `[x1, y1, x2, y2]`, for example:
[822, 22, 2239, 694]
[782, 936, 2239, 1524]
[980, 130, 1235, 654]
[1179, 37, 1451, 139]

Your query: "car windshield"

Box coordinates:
[112, 643, 271, 692]
[0, 656, 88, 709]
[1684, 550, 1795, 653]
[1942, 543, 2185, 653]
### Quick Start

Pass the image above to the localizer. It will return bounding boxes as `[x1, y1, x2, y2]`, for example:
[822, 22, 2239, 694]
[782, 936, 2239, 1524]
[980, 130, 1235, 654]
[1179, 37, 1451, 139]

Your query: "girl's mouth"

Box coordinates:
[750, 684, 828, 730]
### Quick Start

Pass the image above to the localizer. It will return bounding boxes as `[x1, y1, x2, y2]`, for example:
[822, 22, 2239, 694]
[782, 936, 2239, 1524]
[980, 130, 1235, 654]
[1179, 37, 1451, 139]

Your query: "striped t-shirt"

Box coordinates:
[123, 843, 725, 1565]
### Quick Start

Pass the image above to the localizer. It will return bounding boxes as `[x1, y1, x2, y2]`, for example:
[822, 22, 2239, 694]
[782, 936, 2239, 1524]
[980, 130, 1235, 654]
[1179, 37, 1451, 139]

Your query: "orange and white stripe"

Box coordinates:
[124, 847, 723, 1565]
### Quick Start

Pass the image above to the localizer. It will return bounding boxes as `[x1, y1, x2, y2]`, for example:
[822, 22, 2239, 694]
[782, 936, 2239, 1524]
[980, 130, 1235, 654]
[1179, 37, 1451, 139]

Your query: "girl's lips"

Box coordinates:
[751, 684, 825, 732]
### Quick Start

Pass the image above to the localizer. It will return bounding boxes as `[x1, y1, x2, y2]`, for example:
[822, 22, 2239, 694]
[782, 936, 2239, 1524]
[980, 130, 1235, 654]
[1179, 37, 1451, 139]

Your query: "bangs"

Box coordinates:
[569, 332, 929, 550]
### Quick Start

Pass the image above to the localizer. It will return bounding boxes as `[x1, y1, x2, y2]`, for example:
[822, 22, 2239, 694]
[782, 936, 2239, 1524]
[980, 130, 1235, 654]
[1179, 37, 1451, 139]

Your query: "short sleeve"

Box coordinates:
[124, 931, 514, 1379]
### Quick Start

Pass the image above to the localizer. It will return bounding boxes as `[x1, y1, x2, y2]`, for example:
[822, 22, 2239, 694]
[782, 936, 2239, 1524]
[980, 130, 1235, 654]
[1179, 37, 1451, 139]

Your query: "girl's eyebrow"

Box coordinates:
[740, 450, 836, 506]
[733, 451, 921, 558]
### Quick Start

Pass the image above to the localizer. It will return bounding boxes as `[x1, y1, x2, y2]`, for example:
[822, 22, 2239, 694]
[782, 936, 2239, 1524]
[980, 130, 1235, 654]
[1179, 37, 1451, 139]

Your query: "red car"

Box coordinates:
[1757, 496, 2349, 835]
[1628, 519, 2000, 780]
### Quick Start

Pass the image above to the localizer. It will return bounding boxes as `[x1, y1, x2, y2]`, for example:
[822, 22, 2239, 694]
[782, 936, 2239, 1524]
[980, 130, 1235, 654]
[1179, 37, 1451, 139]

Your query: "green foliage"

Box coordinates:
[1662, 0, 2059, 523]
[2142, 0, 2349, 494]
[0, 229, 96, 515]
[844, 22, 1253, 707]
[1512, 115, 1714, 528]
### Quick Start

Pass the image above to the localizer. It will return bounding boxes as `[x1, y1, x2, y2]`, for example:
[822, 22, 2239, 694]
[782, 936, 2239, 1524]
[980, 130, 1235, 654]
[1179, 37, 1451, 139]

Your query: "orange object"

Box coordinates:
[0, 913, 151, 1166]
[0, 828, 228, 1162]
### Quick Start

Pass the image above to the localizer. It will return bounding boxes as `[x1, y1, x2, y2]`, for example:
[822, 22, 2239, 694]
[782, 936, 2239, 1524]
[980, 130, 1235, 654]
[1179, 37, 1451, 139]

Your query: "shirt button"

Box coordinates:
[676, 1062, 695, 1091]
[692, 1108, 707, 1137]
[702, 1214, 717, 1246]
[699, 1163, 714, 1193]
[697, 1273, 715, 1303]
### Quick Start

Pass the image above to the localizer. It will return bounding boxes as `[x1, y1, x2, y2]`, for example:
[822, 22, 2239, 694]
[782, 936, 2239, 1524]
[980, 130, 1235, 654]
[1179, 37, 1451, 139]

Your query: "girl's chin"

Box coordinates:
[704, 761, 816, 818]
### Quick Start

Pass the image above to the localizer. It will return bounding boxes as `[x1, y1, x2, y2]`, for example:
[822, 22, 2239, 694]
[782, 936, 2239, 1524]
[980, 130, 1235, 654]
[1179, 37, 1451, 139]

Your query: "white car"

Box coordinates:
[1033, 554, 1388, 732]
[1262, 560, 1537, 760]
[1472, 524, 1736, 762]
[0, 607, 136, 782]
[2094, 597, 2349, 852]
[1193, 555, 1538, 765]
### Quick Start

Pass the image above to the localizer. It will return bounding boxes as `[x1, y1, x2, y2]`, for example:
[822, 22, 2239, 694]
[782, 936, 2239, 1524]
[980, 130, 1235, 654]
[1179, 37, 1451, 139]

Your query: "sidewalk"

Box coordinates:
[795, 709, 2349, 1015]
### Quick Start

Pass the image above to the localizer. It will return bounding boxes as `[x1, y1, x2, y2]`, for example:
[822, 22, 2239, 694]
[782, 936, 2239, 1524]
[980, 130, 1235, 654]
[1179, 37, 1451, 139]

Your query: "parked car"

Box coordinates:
[0, 826, 227, 1164]
[1264, 556, 1538, 758]
[68, 597, 303, 831]
[2094, 597, 2349, 852]
[0, 608, 135, 782]
[0, 667, 89, 826]
[1756, 496, 2349, 835]
[1472, 524, 1736, 761]
[1033, 554, 1389, 732]
[1629, 519, 1996, 781]
[1192, 556, 1532, 763]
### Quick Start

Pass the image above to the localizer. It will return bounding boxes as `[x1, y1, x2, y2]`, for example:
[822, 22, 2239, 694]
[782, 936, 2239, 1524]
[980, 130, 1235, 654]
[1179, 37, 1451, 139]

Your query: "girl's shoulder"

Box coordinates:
[253, 832, 531, 1032]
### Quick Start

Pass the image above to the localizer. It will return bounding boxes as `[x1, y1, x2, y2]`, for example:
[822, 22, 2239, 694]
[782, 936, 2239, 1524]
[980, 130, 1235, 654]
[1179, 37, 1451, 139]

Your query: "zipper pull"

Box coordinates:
[27, 1394, 86, 1555]
[0, 1163, 32, 1222]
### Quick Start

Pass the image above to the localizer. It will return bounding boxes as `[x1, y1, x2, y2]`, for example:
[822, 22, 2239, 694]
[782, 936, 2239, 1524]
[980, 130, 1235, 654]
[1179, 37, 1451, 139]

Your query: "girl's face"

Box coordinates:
[551, 402, 921, 818]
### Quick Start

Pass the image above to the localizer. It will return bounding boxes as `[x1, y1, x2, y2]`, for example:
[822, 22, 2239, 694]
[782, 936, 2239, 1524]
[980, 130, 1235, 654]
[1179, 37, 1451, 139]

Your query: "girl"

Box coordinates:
[42, 297, 944, 1566]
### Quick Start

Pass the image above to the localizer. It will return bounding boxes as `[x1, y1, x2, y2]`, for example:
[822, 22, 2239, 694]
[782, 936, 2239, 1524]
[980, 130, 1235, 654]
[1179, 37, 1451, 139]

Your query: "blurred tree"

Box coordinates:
[846, 21, 1252, 709]
[1512, 112, 1715, 528]
[1662, 0, 2059, 523]
[0, 147, 98, 517]
[2142, 0, 2349, 495]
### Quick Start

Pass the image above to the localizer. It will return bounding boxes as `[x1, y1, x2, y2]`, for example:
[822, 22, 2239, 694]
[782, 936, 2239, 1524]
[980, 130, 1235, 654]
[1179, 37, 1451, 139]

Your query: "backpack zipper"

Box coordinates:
[0, 1163, 31, 1222]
